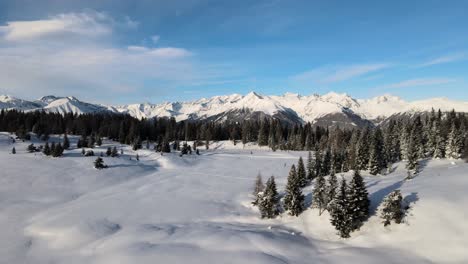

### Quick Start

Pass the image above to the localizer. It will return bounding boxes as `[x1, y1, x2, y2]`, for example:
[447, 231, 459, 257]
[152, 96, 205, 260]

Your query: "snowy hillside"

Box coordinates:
[1, 133, 468, 263]
[2, 92, 468, 125]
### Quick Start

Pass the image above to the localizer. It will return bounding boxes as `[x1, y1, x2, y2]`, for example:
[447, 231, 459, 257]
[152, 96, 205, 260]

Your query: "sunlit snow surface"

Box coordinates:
[1, 132, 467, 263]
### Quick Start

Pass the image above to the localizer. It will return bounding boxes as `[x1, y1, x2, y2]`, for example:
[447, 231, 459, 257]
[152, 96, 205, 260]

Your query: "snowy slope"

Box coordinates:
[1, 133, 468, 263]
[2, 92, 468, 124]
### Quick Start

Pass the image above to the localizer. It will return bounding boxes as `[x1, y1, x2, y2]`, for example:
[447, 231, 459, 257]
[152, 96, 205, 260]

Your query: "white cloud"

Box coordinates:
[291, 63, 389, 84]
[0, 12, 117, 42]
[418, 53, 467, 67]
[377, 78, 456, 89]
[151, 35, 160, 44]
[0, 11, 213, 102]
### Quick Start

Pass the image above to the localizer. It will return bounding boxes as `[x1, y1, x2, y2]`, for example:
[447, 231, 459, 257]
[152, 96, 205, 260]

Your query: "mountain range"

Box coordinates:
[2, 92, 468, 128]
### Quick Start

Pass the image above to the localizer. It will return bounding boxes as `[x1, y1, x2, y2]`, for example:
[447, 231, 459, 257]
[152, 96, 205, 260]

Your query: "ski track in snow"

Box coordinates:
[0, 133, 467, 263]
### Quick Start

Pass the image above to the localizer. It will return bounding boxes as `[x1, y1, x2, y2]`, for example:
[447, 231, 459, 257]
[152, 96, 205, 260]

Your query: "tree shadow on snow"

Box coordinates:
[403, 192, 419, 209]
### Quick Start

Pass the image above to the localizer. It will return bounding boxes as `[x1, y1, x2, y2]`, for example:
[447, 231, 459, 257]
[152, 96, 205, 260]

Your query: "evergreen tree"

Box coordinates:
[259, 176, 280, 219]
[306, 151, 315, 181]
[94, 157, 107, 169]
[111, 146, 118, 157]
[96, 136, 103, 146]
[355, 128, 370, 171]
[257, 119, 268, 146]
[347, 170, 370, 231]
[329, 178, 353, 238]
[12, 147, 16, 154]
[43, 142, 51, 156]
[380, 190, 405, 226]
[50, 142, 56, 156]
[52, 143, 64, 157]
[327, 172, 338, 210]
[368, 128, 386, 175]
[297, 156, 307, 187]
[311, 173, 327, 215]
[446, 122, 463, 159]
[81, 148, 85, 156]
[252, 173, 265, 206]
[283, 165, 305, 216]
[106, 147, 112, 156]
[406, 134, 419, 175]
[63, 133, 70, 149]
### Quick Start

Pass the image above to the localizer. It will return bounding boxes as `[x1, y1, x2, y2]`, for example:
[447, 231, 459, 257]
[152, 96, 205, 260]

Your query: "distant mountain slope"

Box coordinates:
[2, 92, 468, 127]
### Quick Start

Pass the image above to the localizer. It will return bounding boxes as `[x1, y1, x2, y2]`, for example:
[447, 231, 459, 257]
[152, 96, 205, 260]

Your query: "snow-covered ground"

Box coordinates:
[1, 132, 467, 263]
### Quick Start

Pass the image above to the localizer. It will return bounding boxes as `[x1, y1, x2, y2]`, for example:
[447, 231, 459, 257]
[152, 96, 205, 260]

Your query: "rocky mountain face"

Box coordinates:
[2, 92, 468, 128]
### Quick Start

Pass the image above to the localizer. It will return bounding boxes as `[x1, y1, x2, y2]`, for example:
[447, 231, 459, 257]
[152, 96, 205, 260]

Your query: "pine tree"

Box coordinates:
[12, 147, 16, 154]
[306, 151, 315, 181]
[96, 136, 103, 146]
[257, 119, 268, 146]
[283, 165, 305, 216]
[355, 128, 370, 171]
[252, 173, 265, 206]
[446, 122, 463, 159]
[368, 128, 386, 175]
[43, 142, 51, 156]
[380, 190, 405, 226]
[347, 170, 370, 231]
[406, 134, 419, 175]
[63, 133, 70, 149]
[136, 153, 139, 161]
[94, 157, 107, 169]
[327, 172, 338, 210]
[111, 146, 118, 157]
[106, 147, 112, 156]
[297, 156, 307, 187]
[52, 143, 63, 157]
[311, 173, 327, 215]
[259, 176, 280, 219]
[329, 178, 353, 238]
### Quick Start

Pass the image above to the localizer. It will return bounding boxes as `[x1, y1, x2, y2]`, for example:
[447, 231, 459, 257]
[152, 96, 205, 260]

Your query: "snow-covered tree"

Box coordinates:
[326, 172, 338, 210]
[329, 177, 353, 238]
[312, 173, 327, 215]
[306, 151, 315, 181]
[252, 173, 265, 206]
[406, 134, 419, 175]
[297, 156, 307, 187]
[259, 176, 280, 219]
[347, 170, 370, 231]
[380, 190, 405, 226]
[111, 146, 119, 157]
[446, 122, 463, 159]
[355, 128, 370, 171]
[284, 165, 305, 216]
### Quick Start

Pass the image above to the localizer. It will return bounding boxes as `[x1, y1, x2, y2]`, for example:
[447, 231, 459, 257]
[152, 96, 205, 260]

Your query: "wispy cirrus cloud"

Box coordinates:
[376, 78, 456, 89]
[417, 53, 467, 67]
[291, 63, 389, 84]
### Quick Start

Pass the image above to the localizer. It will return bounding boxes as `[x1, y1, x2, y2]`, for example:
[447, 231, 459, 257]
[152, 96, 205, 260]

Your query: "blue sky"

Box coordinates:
[0, 0, 467, 104]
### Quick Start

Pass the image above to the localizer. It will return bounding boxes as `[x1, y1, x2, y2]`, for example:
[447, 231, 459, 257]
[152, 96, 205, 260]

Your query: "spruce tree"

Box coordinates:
[252, 173, 265, 206]
[306, 151, 315, 181]
[111, 146, 118, 157]
[43, 142, 51, 156]
[446, 122, 463, 159]
[283, 165, 305, 216]
[368, 128, 386, 175]
[329, 178, 352, 238]
[355, 128, 370, 171]
[380, 190, 405, 226]
[347, 170, 370, 231]
[96, 136, 103, 146]
[259, 176, 280, 219]
[406, 135, 419, 175]
[327, 172, 338, 210]
[94, 157, 107, 169]
[311, 173, 327, 215]
[12, 147, 16, 154]
[106, 147, 112, 156]
[63, 133, 70, 149]
[297, 156, 307, 187]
